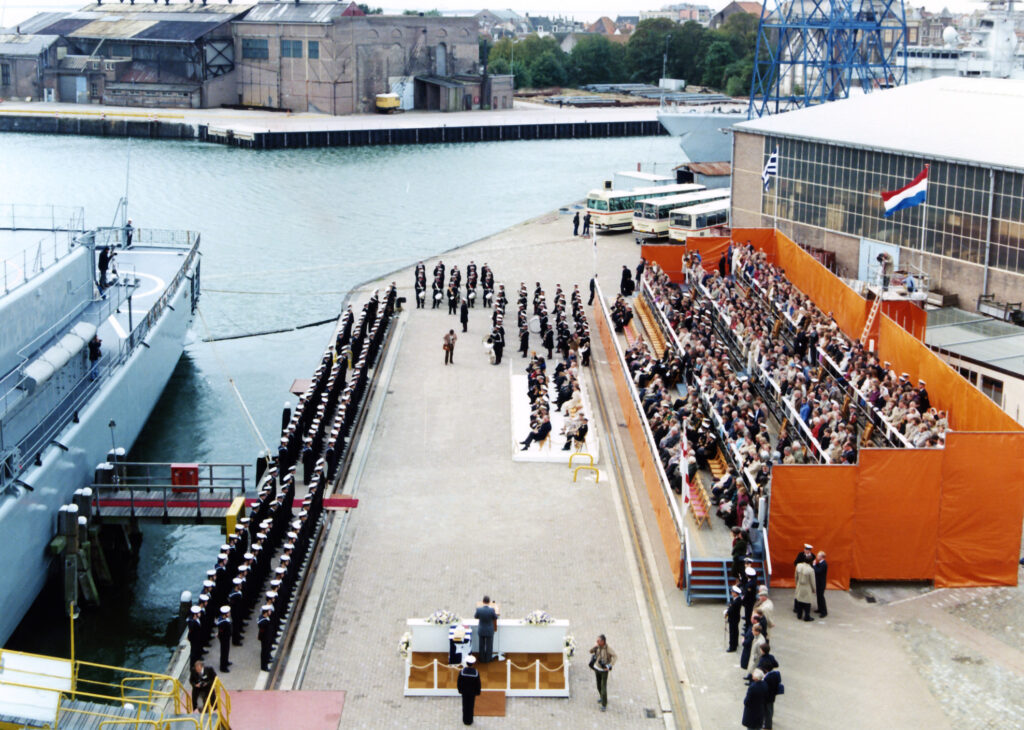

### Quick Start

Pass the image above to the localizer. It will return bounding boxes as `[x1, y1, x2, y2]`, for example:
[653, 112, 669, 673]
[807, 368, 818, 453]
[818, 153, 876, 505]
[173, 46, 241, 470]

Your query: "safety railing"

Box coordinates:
[595, 281, 688, 544]
[0, 648, 224, 730]
[0, 203, 85, 232]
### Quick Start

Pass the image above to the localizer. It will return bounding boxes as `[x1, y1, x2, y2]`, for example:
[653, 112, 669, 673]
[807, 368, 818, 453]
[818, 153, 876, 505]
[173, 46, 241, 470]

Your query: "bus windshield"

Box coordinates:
[587, 198, 608, 211]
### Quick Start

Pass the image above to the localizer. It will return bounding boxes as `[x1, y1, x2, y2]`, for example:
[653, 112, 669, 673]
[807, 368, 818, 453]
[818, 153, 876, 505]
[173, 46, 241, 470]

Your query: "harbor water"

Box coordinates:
[0, 132, 682, 672]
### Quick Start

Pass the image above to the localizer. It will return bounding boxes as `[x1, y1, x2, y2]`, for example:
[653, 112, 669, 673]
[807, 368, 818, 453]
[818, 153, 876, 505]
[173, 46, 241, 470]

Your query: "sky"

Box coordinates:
[0, 0, 990, 30]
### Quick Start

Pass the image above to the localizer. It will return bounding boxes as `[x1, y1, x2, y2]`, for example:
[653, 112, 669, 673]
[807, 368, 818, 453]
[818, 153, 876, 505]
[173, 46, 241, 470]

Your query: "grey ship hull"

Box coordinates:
[657, 110, 746, 163]
[0, 254, 197, 646]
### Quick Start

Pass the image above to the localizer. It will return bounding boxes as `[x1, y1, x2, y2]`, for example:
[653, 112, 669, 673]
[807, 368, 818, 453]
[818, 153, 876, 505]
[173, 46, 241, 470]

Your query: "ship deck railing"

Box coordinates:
[0, 233, 200, 490]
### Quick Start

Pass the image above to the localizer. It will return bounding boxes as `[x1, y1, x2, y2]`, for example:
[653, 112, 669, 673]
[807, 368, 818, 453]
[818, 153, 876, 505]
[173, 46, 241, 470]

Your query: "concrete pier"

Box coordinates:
[179, 209, 1024, 728]
[0, 101, 664, 149]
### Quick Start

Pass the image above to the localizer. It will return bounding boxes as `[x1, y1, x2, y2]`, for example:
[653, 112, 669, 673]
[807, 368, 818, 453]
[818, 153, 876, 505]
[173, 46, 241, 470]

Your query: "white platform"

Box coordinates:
[0, 650, 71, 725]
[509, 364, 598, 463]
[404, 618, 571, 697]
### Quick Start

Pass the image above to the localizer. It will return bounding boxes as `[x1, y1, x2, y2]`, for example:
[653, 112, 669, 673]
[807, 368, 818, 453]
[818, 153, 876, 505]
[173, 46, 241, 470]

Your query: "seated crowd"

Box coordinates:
[517, 282, 591, 452]
[707, 244, 947, 449]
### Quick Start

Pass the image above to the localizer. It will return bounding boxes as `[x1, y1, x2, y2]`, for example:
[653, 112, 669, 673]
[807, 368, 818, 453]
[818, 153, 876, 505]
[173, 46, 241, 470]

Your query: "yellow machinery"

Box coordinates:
[375, 93, 401, 113]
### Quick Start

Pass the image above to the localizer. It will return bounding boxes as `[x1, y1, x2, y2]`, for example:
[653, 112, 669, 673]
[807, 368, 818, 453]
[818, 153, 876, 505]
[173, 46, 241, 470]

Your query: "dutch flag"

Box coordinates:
[762, 148, 778, 191]
[881, 166, 928, 217]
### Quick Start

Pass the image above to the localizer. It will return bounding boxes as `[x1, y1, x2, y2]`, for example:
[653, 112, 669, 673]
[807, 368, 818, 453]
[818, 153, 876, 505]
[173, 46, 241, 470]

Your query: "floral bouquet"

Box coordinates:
[523, 609, 554, 625]
[425, 609, 461, 625]
[398, 631, 411, 659]
[563, 634, 576, 659]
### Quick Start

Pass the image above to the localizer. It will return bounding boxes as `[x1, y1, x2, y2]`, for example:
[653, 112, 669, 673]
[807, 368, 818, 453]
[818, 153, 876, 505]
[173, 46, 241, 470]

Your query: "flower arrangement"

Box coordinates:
[523, 610, 554, 625]
[398, 631, 411, 659]
[425, 609, 461, 625]
[563, 634, 576, 659]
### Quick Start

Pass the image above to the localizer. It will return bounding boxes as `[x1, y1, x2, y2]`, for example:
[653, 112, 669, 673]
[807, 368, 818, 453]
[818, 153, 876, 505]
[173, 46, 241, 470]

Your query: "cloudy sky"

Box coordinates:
[0, 0, 985, 29]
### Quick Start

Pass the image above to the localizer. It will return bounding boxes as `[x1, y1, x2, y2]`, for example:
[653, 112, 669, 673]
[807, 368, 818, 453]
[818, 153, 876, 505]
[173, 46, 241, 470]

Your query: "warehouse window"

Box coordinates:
[308, 41, 319, 59]
[242, 38, 269, 60]
[1, 63, 10, 87]
[981, 375, 1003, 406]
[281, 40, 303, 59]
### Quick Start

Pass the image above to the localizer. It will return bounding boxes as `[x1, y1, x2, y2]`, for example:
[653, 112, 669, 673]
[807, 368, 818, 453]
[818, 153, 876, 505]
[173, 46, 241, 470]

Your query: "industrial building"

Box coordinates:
[12, 3, 247, 107]
[231, 3, 508, 115]
[0, 34, 64, 102]
[732, 76, 1024, 316]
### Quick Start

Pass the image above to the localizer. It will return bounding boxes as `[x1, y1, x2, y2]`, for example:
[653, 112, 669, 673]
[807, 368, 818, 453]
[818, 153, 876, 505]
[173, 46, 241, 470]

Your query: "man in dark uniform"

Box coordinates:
[460, 299, 469, 333]
[473, 596, 499, 662]
[257, 604, 274, 672]
[457, 655, 482, 726]
[519, 326, 529, 357]
[725, 584, 743, 652]
[187, 605, 204, 663]
[97, 246, 112, 288]
[215, 606, 232, 672]
[492, 326, 504, 364]
[588, 276, 596, 305]
[228, 579, 245, 646]
[189, 660, 216, 713]
[813, 551, 828, 617]
[582, 211, 591, 236]
[543, 327, 554, 360]
[742, 566, 759, 632]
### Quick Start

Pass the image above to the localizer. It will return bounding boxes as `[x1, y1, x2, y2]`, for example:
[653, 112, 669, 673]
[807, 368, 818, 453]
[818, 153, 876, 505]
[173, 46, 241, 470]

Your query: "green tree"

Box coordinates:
[625, 18, 678, 83]
[669, 21, 710, 85]
[357, 4, 383, 13]
[568, 35, 627, 86]
[403, 8, 441, 15]
[487, 57, 531, 89]
[530, 51, 568, 87]
[718, 12, 759, 57]
[701, 39, 739, 88]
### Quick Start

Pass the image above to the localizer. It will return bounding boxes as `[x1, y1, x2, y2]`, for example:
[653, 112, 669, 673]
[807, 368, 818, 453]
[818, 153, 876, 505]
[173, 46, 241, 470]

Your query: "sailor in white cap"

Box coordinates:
[457, 654, 482, 726]
[216, 606, 232, 672]
[725, 584, 743, 652]
[742, 566, 759, 631]
[228, 578, 245, 645]
[187, 605, 204, 663]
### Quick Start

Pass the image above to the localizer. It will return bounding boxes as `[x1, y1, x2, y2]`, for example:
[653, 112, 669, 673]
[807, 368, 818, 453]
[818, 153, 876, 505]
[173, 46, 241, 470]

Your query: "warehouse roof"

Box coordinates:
[926, 307, 1024, 379]
[736, 76, 1024, 171]
[242, 2, 346, 24]
[15, 4, 251, 42]
[0, 33, 60, 56]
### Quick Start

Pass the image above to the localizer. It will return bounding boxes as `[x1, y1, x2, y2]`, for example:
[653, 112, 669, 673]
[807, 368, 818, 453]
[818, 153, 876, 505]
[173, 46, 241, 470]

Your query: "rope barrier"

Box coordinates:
[195, 306, 270, 454]
[201, 316, 337, 343]
[406, 657, 566, 673]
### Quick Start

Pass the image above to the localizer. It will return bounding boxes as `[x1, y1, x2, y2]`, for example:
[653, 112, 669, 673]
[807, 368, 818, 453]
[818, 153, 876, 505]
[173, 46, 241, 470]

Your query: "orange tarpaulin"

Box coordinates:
[880, 300, 927, 342]
[851, 449, 942, 580]
[639, 245, 689, 283]
[767, 464, 855, 589]
[877, 315, 1022, 433]
[771, 231, 870, 341]
[935, 432, 1024, 587]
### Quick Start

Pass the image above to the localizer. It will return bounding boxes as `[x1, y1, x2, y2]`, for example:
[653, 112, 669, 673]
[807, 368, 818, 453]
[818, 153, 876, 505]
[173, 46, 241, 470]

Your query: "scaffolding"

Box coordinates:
[749, 0, 908, 118]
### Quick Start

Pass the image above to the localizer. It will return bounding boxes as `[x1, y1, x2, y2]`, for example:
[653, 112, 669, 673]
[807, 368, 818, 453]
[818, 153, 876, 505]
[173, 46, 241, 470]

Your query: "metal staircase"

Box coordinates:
[685, 559, 768, 605]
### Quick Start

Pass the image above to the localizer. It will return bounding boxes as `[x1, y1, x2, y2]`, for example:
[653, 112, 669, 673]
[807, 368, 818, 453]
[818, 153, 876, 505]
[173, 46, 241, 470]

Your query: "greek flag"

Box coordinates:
[762, 149, 779, 191]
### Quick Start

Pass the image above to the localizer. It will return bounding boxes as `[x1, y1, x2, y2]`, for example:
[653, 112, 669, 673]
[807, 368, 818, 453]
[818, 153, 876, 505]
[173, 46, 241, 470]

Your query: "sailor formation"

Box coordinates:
[188, 285, 399, 676]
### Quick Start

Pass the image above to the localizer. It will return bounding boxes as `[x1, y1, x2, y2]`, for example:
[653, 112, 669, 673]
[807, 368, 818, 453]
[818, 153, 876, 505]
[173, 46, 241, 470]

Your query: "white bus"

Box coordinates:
[667, 200, 731, 242]
[585, 183, 705, 231]
[633, 189, 731, 239]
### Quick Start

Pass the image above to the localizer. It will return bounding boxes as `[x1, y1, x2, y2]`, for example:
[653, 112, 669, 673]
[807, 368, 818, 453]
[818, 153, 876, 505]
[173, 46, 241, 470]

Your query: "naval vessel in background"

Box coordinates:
[0, 204, 200, 645]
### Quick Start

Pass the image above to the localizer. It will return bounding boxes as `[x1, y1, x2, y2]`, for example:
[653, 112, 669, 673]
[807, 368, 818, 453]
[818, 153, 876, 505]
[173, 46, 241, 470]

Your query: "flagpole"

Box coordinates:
[918, 165, 929, 273]
[772, 147, 779, 229]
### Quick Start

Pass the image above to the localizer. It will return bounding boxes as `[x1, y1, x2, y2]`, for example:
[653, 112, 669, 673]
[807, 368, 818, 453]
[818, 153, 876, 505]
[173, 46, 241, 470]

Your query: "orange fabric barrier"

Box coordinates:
[767, 465, 855, 589]
[877, 316, 1023, 433]
[639, 245, 688, 283]
[880, 300, 927, 341]
[771, 231, 870, 340]
[730, 228, 779, 261]
[594, 297, 684, 586]
[935, 432, 1024, 587]
[851, 449, 942, 580]
[684, 237, 731, 274]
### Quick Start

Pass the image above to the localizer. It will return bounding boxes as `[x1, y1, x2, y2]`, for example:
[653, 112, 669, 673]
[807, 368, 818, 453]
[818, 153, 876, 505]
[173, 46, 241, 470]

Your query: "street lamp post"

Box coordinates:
[662, 33, 672, 81]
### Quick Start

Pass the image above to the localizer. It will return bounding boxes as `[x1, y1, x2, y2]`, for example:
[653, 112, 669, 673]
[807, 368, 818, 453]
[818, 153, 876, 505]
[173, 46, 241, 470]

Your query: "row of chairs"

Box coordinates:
[689, 473, 714, 529]
[633, 297, 667, 359]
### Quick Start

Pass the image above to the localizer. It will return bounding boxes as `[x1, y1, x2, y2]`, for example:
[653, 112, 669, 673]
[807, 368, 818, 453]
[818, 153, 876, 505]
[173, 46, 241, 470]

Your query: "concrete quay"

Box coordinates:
[0, 100, 663, 149]
[208, 208, 1024, 728]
